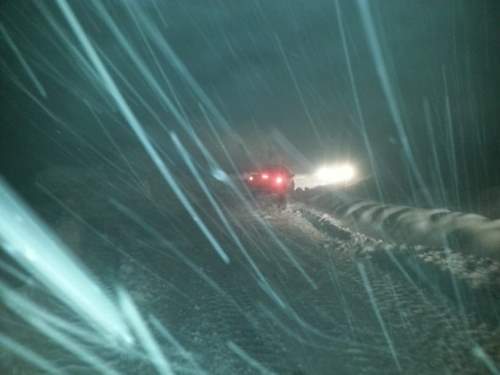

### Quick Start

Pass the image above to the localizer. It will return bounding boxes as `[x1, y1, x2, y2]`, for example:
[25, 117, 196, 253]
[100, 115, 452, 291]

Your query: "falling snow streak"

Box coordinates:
[0, 22, 47, 98]
[1, 286, 124, 375]
[5, 73, 132, 179]
[227, 341, 278, 375]
[423, 98, 446, 205]
[34, 2, 105, 93]
[0, 1, 499, 374]
[0, 333, 65, 375]
[194, 104, 318, 289]
[84, 0, 245, 184]
[357, 262, 402, 371]
[334, 0, 384, 202]
[274, 33, 323, 149]
[109, 198, 258, 326]
[150, 317, 208, 375]
[36, 183, 191, 302]
[54, 0, 230, 264]
[128, 3, 253, 178]
[171, 132, 268, 279]
[442, 66, 460, 206]
[0, 179, 133, 345]
[118, 289, 175, 375]
[356, 0, 432, 205]
[472, 345, 500, 375]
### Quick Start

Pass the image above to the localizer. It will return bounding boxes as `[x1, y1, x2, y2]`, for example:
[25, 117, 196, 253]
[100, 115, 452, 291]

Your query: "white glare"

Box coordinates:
[314, 163, 356, 185]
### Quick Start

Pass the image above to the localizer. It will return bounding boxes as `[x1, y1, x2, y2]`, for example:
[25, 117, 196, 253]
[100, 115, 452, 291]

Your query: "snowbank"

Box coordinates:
[296, 187, 500, 261]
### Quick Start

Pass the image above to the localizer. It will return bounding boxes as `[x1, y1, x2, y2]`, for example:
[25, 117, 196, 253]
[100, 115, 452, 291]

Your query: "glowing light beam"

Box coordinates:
[0, 179, 132, 346]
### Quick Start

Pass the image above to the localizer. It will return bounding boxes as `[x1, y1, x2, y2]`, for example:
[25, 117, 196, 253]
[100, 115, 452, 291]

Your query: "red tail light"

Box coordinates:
[275, 176, 283, 184]
[261, 173, 269, 180]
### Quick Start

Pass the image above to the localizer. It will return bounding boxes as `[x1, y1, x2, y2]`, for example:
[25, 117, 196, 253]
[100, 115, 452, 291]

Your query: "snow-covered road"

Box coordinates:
[1, 180, 499, 374]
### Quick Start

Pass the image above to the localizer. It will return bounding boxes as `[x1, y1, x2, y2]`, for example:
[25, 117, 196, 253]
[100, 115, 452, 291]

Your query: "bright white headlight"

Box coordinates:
[315, 163, 356, 185]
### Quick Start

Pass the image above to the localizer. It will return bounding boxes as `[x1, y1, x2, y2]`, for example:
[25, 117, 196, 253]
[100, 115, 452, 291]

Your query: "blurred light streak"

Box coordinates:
[286, 305, 343, 343]
[227, 341, 277, 375]
[87, 104, 148, 193]
[0, 22, 47, 98]
[257, 278, 287, 310]
[1, 283, 122, 374]
[35, 2, 103, 90]
[334, 0, 384, 200]
[114, 22, 315, 287]
[171, 132, 272, 284]
[130, 3, 256, 177]
[37, 183, 191, 302]
[7, 72, 130, 177]
[87, 0, 189, 130]
[134, 7, 234, 135]
[221, 170, 318, 289]
[356, 0, 432, 205]
[274, 33, 323, 148]
[472, 345, 500, 375]
[0, 282, 144, 360]
[55, 0, 230, 264]
[110, 199, 245, 315]
[150, 316, 208, 375]
[192, 107, 318, 288]
[28, 314, 121, 375]
[118, 289, 174, 375]
[258, 304, 349, 351]
[442, 67, 460, 204]
[325, 252, 355, 335]
[357, 262, 401, 371]
[0, 333, 64, 375]
[423, 98, 446, 205]
[0, 179, 132, 345]
[0, 259, 33, 286]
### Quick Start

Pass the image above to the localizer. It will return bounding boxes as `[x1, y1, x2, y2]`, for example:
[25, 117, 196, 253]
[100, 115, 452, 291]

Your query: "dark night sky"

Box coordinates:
[1, 0, 499, 203]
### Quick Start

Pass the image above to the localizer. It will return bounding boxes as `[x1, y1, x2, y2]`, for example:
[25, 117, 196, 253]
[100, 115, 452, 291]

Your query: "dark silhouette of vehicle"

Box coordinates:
[244, 165, 295, 208]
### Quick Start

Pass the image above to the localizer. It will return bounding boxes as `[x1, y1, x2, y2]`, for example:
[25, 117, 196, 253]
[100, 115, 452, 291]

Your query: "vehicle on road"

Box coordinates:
[244, 165, 295, 208]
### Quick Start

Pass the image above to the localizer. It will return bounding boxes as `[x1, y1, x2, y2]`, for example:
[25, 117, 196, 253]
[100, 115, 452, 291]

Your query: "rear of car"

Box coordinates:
[244, 166, 295, 207]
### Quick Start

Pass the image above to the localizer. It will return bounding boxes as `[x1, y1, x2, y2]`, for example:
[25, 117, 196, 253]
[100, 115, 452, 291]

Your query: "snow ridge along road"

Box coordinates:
[296, 188, 500, 261]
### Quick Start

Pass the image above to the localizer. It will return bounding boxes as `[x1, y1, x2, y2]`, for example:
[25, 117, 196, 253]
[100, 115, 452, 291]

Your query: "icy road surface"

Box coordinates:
[1, 182, 500, 375]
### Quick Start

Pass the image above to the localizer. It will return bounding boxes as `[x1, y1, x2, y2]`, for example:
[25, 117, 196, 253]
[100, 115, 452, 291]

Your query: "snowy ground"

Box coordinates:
[1, 166, 499, 375]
